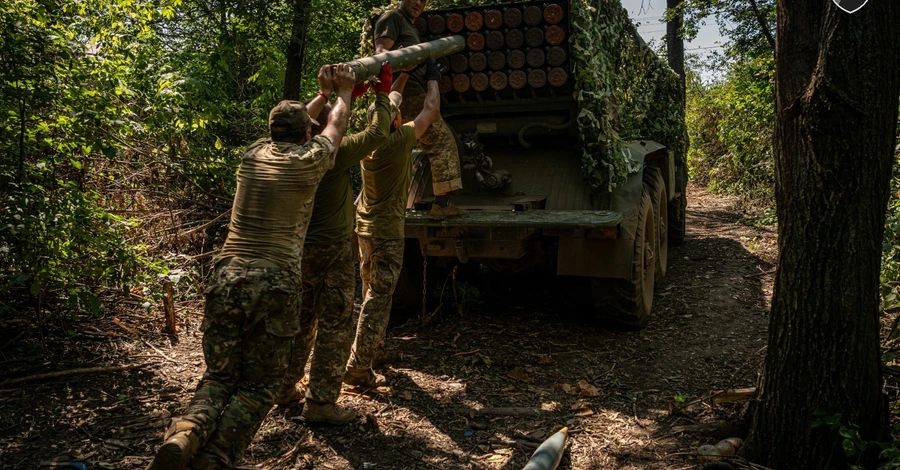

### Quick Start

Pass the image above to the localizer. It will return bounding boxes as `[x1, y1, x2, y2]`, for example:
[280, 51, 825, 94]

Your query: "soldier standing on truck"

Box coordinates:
[344, 60, 443, 387]
[275, 62, 395, 426]
[374, 0, 467, 220]
[146, 65, 356, 470]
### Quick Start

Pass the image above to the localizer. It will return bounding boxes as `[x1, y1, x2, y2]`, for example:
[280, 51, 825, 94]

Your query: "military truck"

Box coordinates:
[372, 1, 688, 328]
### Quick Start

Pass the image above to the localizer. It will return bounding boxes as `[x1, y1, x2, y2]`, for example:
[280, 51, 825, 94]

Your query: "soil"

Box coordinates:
[0, 185, 779, 469]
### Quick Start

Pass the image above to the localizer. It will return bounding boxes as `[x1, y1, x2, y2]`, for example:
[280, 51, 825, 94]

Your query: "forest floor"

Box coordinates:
[0, 185, 779, 469]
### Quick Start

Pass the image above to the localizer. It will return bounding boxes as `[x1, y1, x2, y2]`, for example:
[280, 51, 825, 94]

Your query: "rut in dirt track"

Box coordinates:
[0, 186, 777, 469]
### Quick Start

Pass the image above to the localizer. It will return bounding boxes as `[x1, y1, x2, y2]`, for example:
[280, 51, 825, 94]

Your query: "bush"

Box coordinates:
[686, 55, 775, 206]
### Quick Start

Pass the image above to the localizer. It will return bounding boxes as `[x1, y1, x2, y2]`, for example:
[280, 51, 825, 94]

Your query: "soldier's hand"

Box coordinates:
[373, 61, 393, 94]
[318, 65, 334, 96]
[423, 58, 441, 82]
[332, 64, 357, 94]
[352, 82, 372, 101]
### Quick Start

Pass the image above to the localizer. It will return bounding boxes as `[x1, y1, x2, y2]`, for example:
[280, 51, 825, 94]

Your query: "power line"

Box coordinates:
[686, 45, 725, 50]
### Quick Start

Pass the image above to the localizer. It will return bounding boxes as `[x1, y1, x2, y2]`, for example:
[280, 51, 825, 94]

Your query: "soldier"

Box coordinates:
[147, 64, 357, 470]
[275, 62, 395, 425]
[374, 0, 467, 220]
[344, 59, 442, 387]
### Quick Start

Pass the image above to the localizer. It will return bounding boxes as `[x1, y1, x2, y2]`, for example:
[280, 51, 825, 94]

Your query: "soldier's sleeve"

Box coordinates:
[401, 122, 417, 151]
[332, 93, 392, 172]
[374, 11, 401, 43]
[308, 135, 338, 172]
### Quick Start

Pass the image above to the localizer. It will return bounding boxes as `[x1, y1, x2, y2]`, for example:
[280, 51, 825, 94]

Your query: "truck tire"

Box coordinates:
[644, 167, 668, 281]
[668, 163, 688, 245]
[591, 187, 657, 329]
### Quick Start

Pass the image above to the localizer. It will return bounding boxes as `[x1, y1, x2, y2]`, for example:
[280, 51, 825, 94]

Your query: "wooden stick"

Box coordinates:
[489, 438, 539, 449]
[744, 269, 776, 279]
[459, 407, 549, 418]
[341, 390, 373, 400]
[1, 363, 156, 386]
[162, 280, 177, 335]
[711, 387, 757, 404]
[140, 338, 178, 365]
[452, 349, 481, 357]
[112, 318, 139, 336]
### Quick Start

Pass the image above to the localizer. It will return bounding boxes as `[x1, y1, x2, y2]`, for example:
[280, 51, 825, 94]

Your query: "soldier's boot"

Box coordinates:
[302, 401, 357, 425]
[147, 422, 201, 470]
[342, 368, 384, 388]
[429, 202, 467, 220]
[373, 347, 402, 368]
[275, 382, 305, 406]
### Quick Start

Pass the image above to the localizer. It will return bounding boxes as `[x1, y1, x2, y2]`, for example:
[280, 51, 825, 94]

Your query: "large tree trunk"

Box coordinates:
[282, 0, 312, 101]
[666, 0, 685, 104]
[745, 1, 900, 468]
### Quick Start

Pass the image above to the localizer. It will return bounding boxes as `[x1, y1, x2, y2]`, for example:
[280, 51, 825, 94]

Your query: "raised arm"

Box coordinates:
[375, 37, 394, 55]
[306, 65, 333, 121]
[331, 63, 394, 171]
[392, 71, 410, 95]
[413, 60, 441, 139]
[320, 64, 356, 149]
[374, 11, 398, 54]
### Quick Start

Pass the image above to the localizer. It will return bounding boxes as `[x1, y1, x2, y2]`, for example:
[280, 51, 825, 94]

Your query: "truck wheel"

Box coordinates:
[644, 167, 668, 280]
[668, 164, 688, 245]
[668, 196, 687, 245]
[591, 187, 657, 329]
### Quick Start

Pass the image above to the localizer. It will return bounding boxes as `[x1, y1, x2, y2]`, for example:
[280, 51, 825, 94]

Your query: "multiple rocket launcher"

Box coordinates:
[418, 3, 572, 97]
[345, 2, 573, 106]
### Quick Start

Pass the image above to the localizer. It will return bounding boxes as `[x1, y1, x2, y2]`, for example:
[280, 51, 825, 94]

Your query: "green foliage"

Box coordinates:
[812, 411, 900, 470]
[361, 0, 688, 192]
[879, 117, 900, 313]
[570, 0, 688, 191]
[686, 54, 775, 204]
[0, 0, 387, 322]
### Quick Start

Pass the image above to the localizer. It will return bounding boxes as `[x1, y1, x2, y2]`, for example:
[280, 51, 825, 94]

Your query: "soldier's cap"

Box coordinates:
[367, 92, 403, 124]
[269, 100, 320, 135]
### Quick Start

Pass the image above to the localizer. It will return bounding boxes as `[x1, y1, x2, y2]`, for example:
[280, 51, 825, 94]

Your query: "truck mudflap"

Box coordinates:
[404, 209, 622, 229]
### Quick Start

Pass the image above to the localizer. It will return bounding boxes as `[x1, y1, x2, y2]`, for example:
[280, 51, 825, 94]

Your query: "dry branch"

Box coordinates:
[458, 407, 550, 418]
[711, 387, 756, 404]
[1, 363, 156, 386]
[163, 280, 177, 335]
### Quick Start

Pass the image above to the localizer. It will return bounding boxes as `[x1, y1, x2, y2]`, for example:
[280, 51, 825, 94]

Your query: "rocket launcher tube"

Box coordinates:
[343, 36, 466, 83]
[522, 427, 568, 470]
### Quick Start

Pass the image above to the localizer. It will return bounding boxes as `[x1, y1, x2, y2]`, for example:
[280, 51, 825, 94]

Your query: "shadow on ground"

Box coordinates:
[0, 187, 775, 469]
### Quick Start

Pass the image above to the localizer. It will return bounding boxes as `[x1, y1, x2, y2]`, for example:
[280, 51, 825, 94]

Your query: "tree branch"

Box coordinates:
[748, 0, 776, 51]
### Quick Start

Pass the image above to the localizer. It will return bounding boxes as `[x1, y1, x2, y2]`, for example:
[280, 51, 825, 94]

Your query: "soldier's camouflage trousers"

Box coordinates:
[348, 236, 405, 372]
[282, 241, 356, 404]
[399, 93, 463, 196]
[166, 262, 300, 468]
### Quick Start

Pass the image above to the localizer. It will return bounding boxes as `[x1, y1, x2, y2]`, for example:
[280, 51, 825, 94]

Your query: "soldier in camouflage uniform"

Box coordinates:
[374, 0, 467, 220]
[147, 64, 357, 470]
[346, 61, 443, 387]
[276, 62, 395, 426]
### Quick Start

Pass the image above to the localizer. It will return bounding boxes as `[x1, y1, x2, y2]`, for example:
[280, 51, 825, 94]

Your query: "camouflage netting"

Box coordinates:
[359, 0, 688, 192]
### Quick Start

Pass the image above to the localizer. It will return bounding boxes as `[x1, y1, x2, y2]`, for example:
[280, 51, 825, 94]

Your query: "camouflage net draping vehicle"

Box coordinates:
[363, 0, 689, 328]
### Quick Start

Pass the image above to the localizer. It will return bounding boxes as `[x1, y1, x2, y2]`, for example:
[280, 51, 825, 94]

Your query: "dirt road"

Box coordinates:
[0, 186, 777, 469]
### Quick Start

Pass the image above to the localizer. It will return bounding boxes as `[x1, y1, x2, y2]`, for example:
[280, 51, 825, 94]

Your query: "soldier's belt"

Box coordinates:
[218, 257, 281, 270]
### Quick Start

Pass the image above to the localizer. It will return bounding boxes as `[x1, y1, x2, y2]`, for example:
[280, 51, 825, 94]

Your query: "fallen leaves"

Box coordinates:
[555, 379, 601, 397]
[507, 367, 532, 383]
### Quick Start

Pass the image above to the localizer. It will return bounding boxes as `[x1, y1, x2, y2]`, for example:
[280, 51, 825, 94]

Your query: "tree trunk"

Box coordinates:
[745, 1, 900, 468]
[666, 0, 685, 105]
[282, 0, 312, 101]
